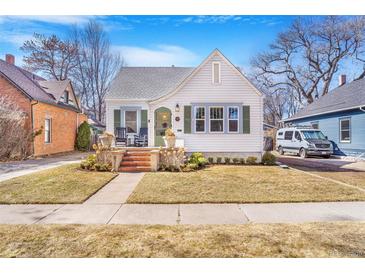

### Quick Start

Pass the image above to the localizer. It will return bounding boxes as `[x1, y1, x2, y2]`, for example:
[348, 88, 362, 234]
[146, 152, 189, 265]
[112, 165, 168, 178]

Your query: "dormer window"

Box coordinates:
[63, 91, 69, 104]
[212, 62, 221, 84]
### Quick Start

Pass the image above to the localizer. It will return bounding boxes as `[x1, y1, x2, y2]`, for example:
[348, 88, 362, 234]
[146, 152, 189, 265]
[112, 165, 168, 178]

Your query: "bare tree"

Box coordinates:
[71, 20, 122, 122]
[21, 33, 79, 80]
[252, 16, 365, 105]
[0, 96, 41, 160]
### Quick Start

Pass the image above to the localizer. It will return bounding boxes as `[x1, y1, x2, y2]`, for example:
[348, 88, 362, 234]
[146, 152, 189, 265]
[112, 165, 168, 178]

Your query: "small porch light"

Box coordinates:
[175, 103, 180, 112]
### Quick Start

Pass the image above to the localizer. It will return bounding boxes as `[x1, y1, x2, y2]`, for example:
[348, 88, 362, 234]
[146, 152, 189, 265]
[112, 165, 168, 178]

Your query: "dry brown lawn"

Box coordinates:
[0, 222, 364, 257]
[303, 170, 365, 190]
[0, 164, 117, 204]
[127, 165, 365, 203]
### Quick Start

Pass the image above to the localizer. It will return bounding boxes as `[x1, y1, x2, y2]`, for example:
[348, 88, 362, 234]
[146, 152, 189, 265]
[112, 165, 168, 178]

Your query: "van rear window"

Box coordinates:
[284, 131, 293, 140]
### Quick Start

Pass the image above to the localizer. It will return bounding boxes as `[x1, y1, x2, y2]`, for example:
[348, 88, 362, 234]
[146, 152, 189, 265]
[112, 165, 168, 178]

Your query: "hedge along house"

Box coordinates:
[0, 54, 87, 157]
[106, 49, 264, 160]
[283, 75, 365, 158]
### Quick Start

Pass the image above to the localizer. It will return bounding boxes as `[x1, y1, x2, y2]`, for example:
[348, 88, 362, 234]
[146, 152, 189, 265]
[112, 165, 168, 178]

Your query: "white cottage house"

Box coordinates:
[105, 49, 264, 160]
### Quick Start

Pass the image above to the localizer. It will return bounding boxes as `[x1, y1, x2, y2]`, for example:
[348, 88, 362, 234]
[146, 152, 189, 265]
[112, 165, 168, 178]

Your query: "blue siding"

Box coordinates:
[287, 109, 365, 157]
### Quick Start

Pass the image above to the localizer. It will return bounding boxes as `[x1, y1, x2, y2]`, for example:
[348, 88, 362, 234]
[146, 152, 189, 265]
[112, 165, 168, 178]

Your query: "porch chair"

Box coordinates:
[134, 127, 148, 147]
[115, 127, 127, 146]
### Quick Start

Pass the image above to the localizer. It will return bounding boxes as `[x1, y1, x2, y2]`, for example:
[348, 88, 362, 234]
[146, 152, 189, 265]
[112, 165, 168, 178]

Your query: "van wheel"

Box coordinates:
[299, 148, 307, 158]
[278, 146, 284, 155]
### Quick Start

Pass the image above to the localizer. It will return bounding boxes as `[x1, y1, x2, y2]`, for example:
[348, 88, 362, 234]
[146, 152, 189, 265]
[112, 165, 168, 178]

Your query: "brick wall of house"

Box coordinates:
[0, 75, 32, 126]
[32, 102, 86, 156]
[0, 75, 33, 155]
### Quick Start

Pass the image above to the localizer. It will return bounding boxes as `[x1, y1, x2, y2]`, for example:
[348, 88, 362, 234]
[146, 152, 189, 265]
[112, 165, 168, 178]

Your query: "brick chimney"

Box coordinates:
[339, 74, 346, 86]
[5, 54, 15, 65]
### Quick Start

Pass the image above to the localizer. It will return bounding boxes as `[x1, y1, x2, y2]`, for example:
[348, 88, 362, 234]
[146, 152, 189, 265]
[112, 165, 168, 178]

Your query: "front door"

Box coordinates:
[154, 107, 172, 146]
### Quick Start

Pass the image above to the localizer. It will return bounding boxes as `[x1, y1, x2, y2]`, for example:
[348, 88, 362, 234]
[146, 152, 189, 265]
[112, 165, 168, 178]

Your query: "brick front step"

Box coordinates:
[119, 166, 151, 172]
[121, 161, 151, 167]
[125, 152, 151, 157]
[123, 156, 151, 161]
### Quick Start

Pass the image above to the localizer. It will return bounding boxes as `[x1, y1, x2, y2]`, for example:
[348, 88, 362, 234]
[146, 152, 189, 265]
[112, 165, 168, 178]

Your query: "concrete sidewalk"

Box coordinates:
[1, 201, 365, 225]
[0, 152, 88, 182]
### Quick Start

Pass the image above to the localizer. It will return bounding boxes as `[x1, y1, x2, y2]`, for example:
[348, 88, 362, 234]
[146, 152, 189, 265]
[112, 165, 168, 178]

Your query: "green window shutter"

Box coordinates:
[242, 105, 250, 134]
[184, 105, 192, 134]
[114, 109, 121, 134]
[141, 109, 148, 128]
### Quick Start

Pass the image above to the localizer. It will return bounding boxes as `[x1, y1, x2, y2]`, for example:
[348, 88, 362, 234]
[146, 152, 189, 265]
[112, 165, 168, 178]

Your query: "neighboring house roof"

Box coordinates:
[0, 59, 80, 112]
[38, 79, 70, 101]
[284, 78, 365, 122]
[106, 67, 194, 100]
[263, 123, 278, 130]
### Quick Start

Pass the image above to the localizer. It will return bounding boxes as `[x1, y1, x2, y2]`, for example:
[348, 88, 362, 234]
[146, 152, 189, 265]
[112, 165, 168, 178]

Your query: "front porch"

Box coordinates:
[111, 104, 177, 148]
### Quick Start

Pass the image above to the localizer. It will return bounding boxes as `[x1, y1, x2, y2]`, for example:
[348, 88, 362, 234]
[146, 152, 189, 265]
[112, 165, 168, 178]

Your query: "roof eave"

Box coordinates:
[282, 105, 365, 122]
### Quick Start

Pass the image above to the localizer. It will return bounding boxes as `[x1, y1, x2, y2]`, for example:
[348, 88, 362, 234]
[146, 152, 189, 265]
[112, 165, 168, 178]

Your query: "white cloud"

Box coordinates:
[114, 45, 199, 67]
[9, 15, 92, 25]
[178, 16, 242, 24]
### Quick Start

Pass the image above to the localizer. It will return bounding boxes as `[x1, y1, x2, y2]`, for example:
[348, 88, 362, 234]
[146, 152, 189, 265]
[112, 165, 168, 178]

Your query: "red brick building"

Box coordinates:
[0, 54, 87, 156]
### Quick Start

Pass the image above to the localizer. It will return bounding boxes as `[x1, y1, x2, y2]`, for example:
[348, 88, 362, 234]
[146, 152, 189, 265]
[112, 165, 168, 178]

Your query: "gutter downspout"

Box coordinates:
[30, 100, 39, 156]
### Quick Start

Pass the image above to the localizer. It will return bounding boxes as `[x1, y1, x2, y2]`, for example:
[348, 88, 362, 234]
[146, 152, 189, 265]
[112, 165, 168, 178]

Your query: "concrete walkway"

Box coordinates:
[1, 201, 365, 225]
[0, 152, 88, 182]
[84, 173, 144, 204]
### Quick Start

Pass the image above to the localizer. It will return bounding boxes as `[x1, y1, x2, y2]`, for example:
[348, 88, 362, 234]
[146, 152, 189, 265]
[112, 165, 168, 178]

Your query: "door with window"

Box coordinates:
[154, 107, 172, 146]
[125, 110, 137, 134]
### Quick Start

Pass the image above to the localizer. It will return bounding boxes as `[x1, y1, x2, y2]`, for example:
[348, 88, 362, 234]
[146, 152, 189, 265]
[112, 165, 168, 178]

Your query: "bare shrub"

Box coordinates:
[0, 96, 40, 160]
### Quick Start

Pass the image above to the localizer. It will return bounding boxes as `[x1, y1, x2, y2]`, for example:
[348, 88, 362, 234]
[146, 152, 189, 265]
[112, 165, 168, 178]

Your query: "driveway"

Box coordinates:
[277, 154, 365, 172]
[0, 152, 89, 182]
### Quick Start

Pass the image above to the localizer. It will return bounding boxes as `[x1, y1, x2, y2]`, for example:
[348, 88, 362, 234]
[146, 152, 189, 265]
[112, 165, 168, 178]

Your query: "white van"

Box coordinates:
[276, 126, 333, 158]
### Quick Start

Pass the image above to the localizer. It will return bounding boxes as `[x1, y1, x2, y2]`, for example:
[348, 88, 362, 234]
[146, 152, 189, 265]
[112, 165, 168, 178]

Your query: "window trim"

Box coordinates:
[212, 62, 221, 84]
[44, 118, 51, 144]
[194, 106, 206, 133]
[209, 106, 224, 133]
[124, 110, 138, 134]
[228, 106, 239, 133]
[339, 117, 351, 143]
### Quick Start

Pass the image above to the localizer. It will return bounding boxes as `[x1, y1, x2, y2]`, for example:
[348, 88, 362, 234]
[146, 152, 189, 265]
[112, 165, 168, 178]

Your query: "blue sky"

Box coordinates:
[0, 15, 295, 72]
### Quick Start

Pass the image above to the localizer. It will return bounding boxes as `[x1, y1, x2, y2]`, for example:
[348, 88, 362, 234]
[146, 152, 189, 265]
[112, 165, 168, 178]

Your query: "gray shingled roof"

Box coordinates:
[0, 59, 80, 112]
[285, 78, 365, 121]
[106, 67, 195, 100]
[0, 59, 55, 104]
[38, 79, 70, 101]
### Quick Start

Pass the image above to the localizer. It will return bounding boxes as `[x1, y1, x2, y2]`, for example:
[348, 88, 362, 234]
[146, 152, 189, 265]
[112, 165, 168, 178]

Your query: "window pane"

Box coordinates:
[295, 131, 302, 140]
[211, 120, 223, 132]
[229, 107, 238, 119]
[210, 107, 223, 119]
[229, 120, 238, 132]
[341, 130, 350, 141]
[45, 119, 50, 131]
[45, 119, 50, 143]
[125, 111, 137, 133]
[64, 91, 69, 103]
[341, 119, 350, 130]
[284, 131, 293, 140]
[196, 120, 205, 132]
[195, 107, 205, 119]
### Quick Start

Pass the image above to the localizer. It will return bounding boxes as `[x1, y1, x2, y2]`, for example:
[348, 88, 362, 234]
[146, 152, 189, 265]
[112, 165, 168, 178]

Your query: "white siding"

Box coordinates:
[149, 53, 263, 153]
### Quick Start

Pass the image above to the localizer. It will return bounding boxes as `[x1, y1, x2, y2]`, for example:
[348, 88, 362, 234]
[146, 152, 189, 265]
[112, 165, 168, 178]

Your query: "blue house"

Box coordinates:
[283, 76, 365, 158]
